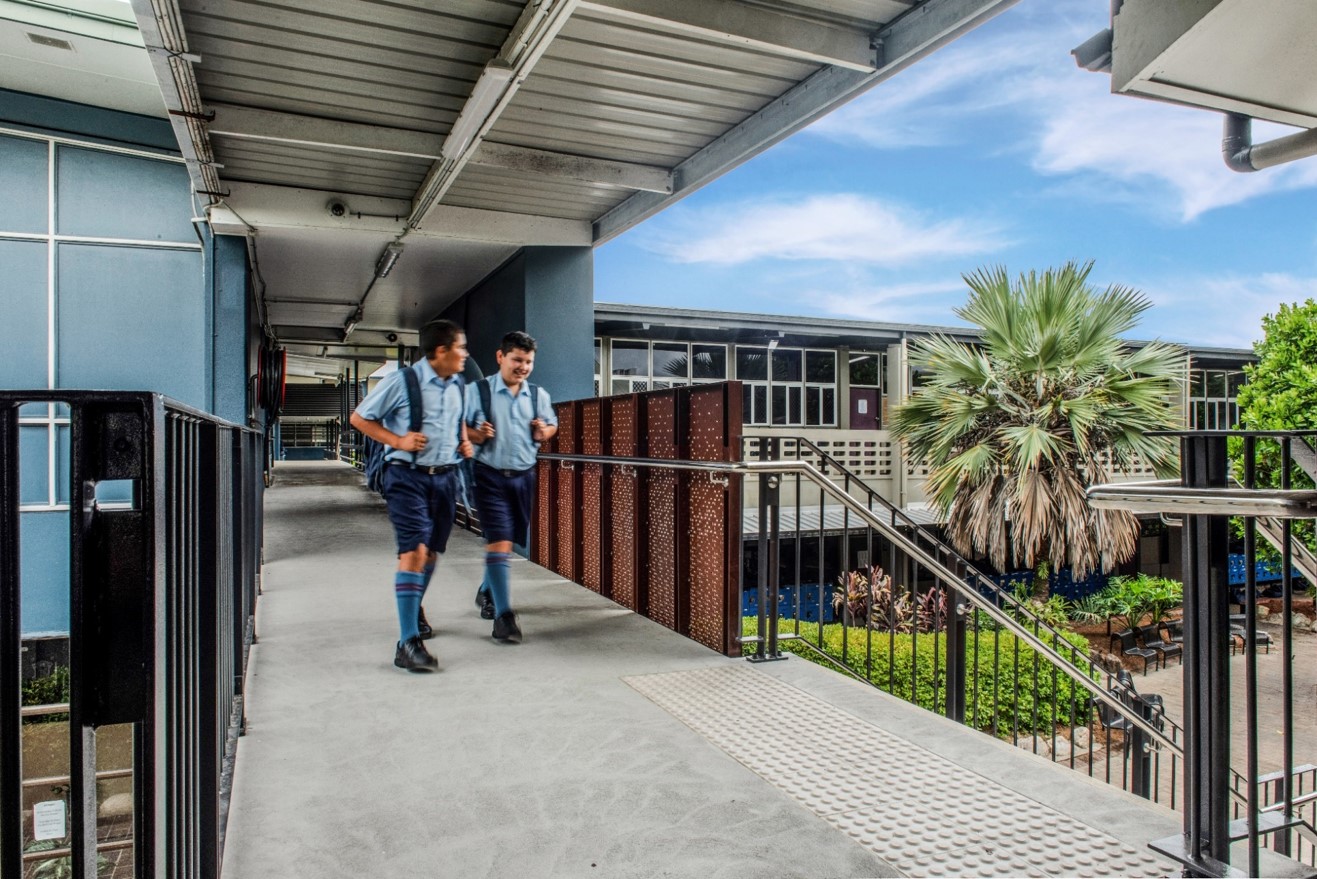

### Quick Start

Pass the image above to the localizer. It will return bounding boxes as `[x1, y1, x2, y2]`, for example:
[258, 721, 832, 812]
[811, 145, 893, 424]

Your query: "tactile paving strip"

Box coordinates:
[624, 664, 1173, 878]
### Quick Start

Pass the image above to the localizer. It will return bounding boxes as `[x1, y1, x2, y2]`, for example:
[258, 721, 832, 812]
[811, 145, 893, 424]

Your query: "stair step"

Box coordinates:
[1228, 810, 1305, 841]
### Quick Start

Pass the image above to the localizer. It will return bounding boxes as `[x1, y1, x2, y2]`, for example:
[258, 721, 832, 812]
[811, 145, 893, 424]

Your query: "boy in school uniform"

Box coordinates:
[350, 320, 473, 671]
[466, 331, 558, 641]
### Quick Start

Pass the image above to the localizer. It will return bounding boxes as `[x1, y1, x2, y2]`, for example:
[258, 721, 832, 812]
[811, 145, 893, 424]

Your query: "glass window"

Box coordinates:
[788, 386, 802, 424]
[771, 386, 788, 425]
[594, 338, 601, 375]
[1206, 371, 1226, 397]
[849, 353, 880, 386]
[806, 350, 835, 383]
[692, 344, 726, 380]
[652, 343, 689, 381]
[737, 346, 767, 381]
[1228, 371, 1245, 395]
[771, 348, 801, 382]
[611, 340, 648, 376]
[823, 388, 835, 424]
[806, 387, 821, 426]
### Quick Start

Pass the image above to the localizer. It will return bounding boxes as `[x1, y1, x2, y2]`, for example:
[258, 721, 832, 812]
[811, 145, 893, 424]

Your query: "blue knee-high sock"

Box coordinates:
[485, 552, 512, 616]
[421, 558, 437, 600]
[395, 571, 425, 642]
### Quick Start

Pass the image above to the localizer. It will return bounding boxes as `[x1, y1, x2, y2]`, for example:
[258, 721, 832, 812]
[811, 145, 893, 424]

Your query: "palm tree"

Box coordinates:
[891, 261, 1184, 579]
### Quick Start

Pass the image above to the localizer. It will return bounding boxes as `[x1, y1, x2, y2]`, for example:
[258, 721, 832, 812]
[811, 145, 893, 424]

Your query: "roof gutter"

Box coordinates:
[1222, 112, 1317, 173]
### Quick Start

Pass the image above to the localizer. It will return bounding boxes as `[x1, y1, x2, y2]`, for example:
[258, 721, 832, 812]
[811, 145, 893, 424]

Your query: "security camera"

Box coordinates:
[327, 199, 348, 218]
[386, 333, 398, 343]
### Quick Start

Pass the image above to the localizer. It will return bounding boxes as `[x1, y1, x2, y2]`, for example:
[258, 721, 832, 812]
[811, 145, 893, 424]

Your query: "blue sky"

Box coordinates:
[594, 0, 1317, 350]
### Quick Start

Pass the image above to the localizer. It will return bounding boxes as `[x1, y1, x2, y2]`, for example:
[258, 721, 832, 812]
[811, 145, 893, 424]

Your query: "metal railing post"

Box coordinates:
[1130, 695, 1154, 799]
[751, 438, 784, 661]
[0, 403, 22, 879]
[945, 586, 967, 723]
[1176, 434, 1233, 873]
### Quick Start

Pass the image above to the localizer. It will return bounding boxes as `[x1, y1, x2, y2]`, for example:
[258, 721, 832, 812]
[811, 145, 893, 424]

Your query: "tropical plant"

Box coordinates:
[1087, 573, 1184, 631]
[891, 261, 1184, 579]
[831, 566, 948, 632]
[1231, 299, 1317, 556]
[1006, 581, 1073, 630]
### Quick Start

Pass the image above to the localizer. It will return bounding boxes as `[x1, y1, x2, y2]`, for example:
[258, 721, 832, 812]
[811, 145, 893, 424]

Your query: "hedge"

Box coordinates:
[743, 618, 1096, 735]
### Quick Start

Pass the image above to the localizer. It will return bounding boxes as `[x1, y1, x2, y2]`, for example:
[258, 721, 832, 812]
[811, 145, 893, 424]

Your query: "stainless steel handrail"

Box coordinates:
[1088, 479, 1317, 519]
[540, 451, 1180, 749]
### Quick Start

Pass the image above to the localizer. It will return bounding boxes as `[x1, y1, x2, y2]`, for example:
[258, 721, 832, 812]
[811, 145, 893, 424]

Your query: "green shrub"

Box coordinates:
[744, 618, 1095, 735]
[22, 666, 70, 724]
[1092, 574, 1183, 630]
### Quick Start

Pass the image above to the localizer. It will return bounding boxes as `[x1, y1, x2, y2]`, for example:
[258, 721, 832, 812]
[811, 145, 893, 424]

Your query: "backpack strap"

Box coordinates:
[451, 374, 465, 448]
[478, 377, 494, 426]
[402, 367, 422, 433]
[401, 366, 422, 463]
[527, 382, 539, 422]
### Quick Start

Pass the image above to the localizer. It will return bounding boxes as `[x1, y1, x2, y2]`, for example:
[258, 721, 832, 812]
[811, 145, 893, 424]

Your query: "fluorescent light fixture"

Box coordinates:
[374, 241, 404, 279]
[767, 339, 779, 352]
[441, 59, 515, 161]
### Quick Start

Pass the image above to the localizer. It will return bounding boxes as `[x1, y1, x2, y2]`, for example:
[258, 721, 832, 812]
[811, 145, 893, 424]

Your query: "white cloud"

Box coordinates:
[638, 193, 1008, 266]
[806, 0, 1317, 221]
[1136, 272, 1317, 348]
[810, 279, 971, 325]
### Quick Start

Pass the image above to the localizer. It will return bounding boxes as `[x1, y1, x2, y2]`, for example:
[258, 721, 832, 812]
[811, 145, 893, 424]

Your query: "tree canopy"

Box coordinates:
[891, 261, 1184, 577]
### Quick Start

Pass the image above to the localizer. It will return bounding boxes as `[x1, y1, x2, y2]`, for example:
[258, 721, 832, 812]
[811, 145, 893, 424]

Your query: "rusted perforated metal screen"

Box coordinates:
[553, 402, 579, 582]
[607, 396, 639, 611]
[580, 399, 604, 594]
[687, 385, 742, 654]
[533, 458, 551, 568]
[532, 419, 556, 569]
[645, 391, 681, 631]
[536, 382, 743, 655]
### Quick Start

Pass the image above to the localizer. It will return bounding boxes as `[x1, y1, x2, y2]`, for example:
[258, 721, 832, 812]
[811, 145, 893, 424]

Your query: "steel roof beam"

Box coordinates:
[593, 0, 1020, 243]
[577, 0, 878, 72]
[470, 142, 672, 193]
[204, 105, 671, 192]
[129, 0, 218, 199]
[206, 103, 445, 160]
[408, 0, 580, 230]
[207, 182, 591, 246]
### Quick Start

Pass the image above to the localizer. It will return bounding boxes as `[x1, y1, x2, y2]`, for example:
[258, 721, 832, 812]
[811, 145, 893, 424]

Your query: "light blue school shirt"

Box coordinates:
[355, 359, 464, 467]
[464, 373, 556, 472]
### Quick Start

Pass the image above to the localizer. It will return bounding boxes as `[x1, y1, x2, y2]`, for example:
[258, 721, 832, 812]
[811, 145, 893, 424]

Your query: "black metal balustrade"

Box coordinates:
[1, 392, 262, 879]
[1089, 430, 1317, 877]
[741, 434, 1181, 806]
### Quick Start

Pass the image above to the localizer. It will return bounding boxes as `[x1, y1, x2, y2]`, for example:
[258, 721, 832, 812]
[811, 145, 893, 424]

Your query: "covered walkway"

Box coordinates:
[223, 461, 1180, 878]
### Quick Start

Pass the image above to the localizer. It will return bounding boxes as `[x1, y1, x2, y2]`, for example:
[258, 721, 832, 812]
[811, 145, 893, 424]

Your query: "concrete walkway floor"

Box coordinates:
[221, 461, 1184, 879]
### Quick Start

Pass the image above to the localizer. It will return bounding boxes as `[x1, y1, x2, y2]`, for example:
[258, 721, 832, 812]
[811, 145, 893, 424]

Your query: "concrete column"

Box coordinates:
[442, 246, 594, 402]
[210, 232, 251, 425]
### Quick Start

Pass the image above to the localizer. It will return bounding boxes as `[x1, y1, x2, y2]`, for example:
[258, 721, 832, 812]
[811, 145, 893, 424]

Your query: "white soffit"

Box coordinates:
[1111, 0, 1317, 129]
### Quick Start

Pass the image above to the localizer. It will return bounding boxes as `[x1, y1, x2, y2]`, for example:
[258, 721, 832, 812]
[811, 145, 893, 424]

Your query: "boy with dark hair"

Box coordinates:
[466, 330, 557, 641]
[350, 319, 473, 671]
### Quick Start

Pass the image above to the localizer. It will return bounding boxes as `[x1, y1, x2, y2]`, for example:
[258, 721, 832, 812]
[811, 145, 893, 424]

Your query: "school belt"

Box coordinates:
[389, 461, 458, 475]
[476, 461, 536, 478]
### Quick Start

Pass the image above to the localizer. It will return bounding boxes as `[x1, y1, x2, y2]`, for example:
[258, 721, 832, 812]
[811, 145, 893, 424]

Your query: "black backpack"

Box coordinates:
[475, 377, 538, 449]
[363, 368, 464, 494]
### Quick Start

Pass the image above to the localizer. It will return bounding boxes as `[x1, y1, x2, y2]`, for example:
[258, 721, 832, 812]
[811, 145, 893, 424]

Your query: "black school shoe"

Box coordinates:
[475, 586, 495, 621]
[417, 606, 434, 640]
[394, 636, 438, 672]
[491, 610, 522, 644]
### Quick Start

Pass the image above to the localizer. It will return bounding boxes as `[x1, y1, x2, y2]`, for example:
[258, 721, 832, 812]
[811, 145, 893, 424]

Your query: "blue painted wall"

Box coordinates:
[1, 93, 251, 635]
[441, 246, 594, 403]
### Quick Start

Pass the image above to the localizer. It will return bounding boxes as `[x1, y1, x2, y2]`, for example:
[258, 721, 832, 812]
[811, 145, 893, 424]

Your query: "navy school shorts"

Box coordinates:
[473, 462, 537, 545]
[382, 464, 459, 556]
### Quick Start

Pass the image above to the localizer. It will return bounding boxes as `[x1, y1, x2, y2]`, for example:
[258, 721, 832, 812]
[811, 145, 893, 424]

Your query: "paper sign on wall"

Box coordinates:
[33, 800, 66, 841]
[857, 400, 868, 414]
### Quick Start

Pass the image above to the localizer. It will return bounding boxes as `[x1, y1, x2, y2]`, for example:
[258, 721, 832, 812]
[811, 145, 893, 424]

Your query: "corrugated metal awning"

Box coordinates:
[122, 0, 1021, 356]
